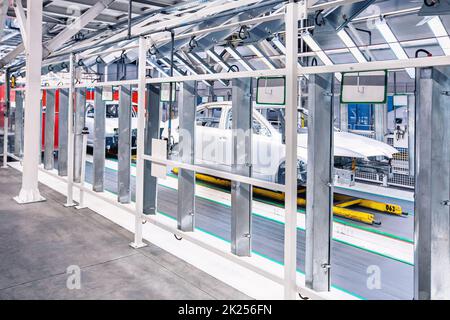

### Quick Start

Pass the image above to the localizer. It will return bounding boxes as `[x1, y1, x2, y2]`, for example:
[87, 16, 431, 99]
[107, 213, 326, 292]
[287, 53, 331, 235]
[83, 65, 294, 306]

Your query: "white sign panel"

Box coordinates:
[256, 77, 286, 105]
[151, 138, 168, 180]
[102, 86, 113, 101]
[160, 82, 176, 102]
[393, 95, 408, 106]
[341, 71, 387, 104]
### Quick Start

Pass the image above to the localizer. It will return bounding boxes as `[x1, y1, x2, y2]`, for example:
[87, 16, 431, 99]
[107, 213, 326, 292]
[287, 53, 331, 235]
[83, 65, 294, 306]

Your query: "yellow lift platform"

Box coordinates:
[171, 169, 404, 226]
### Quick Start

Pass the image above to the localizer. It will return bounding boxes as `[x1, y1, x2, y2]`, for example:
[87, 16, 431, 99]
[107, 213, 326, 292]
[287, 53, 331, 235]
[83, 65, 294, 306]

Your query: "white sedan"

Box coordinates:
[162, 102, 398, 184]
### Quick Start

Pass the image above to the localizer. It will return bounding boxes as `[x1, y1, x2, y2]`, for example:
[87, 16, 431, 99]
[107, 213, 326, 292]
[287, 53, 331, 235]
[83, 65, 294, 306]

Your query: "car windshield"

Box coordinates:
[258, 108, 307, 134]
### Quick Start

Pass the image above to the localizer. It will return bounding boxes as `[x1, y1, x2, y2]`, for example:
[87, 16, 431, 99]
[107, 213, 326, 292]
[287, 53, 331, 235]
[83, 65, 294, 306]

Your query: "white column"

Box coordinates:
[130, 36, 148, 249]
[65, 53, 76, 207]
[284, 0, 299, 300]
[15, 0, 45, 204]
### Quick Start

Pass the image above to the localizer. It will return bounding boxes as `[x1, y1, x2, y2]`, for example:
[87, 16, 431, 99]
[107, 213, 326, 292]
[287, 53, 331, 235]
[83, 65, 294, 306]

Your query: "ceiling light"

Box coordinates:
[376, 19, 415, 78]
[427, 16, 450, 55]
[337, 29, 367, 63]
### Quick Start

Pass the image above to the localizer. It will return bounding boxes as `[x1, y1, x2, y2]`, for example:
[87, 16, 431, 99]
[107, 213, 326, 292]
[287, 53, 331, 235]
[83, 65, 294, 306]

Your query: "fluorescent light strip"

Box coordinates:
[427, 16, 450, 56]
[205, 49, 230, 70]
[225, 47, 255, 71]
[376, 20, 415, 78]
[247, 44, 276, 70]
[302, 33, 341, 81]
[302, 33, 334, 66]
[337, 29, 367, 63]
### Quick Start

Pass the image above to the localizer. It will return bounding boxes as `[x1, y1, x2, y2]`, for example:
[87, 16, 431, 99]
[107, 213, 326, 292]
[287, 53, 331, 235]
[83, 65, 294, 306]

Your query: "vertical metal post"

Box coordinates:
[14, 90, 24, 158]
[408, 94, 415, 176]
[143, 78, 161, 215]
[43, 90, 55, 170]
[2, 68, 10, 168]
[74, 88, 86, 183]
[374, 103, 387, 142]
[284, 0, 299, 300]
[58, 89, 69, 176]
[118, 85, 132, 204]
[231, 78, 252, 257]
[76, 127, 89, 209]
[340, 103, 348, 131]
[15, 0, 45, 204]
[93, 87, 106, 192]
[333, 94, 340, 129]
[414, 66, 450, 300]
[130, 36, 148, 248]
[65, 53, 76, 206]
[305, 73, 334, 292]
[177, 81, 197, 232]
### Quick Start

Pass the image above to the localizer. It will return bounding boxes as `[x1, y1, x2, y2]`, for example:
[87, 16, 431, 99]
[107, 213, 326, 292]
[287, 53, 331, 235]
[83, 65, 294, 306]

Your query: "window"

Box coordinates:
[226, 110, 272, 137]
[196, 107, 222, 128]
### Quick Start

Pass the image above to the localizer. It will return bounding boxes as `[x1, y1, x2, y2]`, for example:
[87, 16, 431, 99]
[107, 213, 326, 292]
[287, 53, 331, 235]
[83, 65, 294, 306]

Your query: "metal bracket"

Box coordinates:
[441, 200, 450, 207]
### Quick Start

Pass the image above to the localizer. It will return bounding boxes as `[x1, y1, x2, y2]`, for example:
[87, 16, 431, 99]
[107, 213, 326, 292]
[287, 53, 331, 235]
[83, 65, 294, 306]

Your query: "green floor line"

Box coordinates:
[157, 210, 365, 301]
[97, 163, 414, 264]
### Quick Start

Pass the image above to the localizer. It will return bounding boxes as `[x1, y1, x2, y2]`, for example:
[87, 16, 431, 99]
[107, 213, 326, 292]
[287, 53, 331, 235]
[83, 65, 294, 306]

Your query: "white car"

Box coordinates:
[161, 102, 398, 185]
[85, 103, 138, 152]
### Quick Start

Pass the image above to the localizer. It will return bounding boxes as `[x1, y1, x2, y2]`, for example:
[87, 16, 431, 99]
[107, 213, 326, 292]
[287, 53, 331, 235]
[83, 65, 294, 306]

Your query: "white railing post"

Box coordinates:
[130, 36, 148, 249]
[284, 0, 299, 300]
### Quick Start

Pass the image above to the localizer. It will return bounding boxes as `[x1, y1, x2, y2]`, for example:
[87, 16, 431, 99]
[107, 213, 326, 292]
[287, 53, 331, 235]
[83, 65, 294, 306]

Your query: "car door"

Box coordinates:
[195, 106, 226, 166]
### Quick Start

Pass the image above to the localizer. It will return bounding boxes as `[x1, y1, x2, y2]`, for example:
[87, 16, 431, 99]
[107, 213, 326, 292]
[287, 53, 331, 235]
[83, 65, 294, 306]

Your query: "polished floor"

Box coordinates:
[0, 166, 250, 300]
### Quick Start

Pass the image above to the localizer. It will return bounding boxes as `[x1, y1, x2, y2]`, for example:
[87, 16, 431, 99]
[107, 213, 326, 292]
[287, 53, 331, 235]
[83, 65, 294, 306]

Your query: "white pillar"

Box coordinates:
[65, 53, 76, 207]
[130, 36, 148, 249]
[284, 0, 299, 300]
[15, 0, 45, 204]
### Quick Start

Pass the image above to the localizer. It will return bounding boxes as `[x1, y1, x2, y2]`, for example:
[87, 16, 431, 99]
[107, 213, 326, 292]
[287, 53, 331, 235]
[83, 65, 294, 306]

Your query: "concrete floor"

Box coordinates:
[0, 167, 250, 300]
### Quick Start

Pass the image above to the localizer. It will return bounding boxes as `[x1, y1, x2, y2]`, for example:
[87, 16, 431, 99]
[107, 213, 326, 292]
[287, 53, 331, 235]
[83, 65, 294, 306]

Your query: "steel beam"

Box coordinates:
[143, 82, 161, 215]
[15, 0, 44, 204]
[414, 66, 450, 300]
[43, 0, 116, 57]
[14, 91, 24, 157]
[93, 87, 106, 192]
[231, 77, 253, 257]
[305, 73, 334, 293]
[43, 90, 55, 170]
[58, 89, 69, 176]
[118, 85, 132, 204]
[74, 88, 86, 183]
[177, 81, 197, 232]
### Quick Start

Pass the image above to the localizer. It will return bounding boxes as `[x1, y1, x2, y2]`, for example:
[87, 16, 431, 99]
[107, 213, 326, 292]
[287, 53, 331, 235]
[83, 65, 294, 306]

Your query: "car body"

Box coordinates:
[85, 103, 138, 152]
[161, 102, 398, 185]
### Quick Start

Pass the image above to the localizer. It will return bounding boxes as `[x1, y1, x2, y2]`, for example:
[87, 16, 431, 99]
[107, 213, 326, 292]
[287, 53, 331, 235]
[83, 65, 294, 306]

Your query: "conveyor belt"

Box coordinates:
[82, 162, 413, 300]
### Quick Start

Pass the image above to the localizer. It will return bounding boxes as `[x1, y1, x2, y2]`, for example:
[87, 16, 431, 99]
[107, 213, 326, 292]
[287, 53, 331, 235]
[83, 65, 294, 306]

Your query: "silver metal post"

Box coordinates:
[2, 68, 10, 168]
[231, 77, 252, 257]
[58, 89, 69, 176]
[177, 81, 197, 232]
[414, 66, 450, 300]
[76, 127, 89, 209]
[118, 85, 132, 204]
[14, 91, 24, 158]
[43, 90, 55, 170]
[305, 73, 334, 292]
[93, 87, 106, 192]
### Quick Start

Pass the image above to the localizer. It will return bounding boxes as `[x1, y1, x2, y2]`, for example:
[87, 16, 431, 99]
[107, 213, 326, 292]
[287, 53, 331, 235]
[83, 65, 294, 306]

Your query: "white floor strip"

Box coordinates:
[94, 156, 413, 264]
[8, 161, 358, 300]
